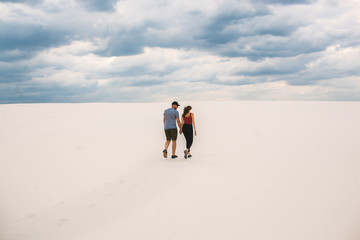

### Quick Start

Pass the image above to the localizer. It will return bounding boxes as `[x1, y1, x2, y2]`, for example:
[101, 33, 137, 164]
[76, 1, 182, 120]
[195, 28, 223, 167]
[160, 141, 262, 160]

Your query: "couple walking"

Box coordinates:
[163, 101, 197, 159]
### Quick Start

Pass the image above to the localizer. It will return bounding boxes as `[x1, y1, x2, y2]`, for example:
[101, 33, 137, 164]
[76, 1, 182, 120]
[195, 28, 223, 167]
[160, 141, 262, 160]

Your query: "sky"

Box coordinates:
[0, 0, 360, 103]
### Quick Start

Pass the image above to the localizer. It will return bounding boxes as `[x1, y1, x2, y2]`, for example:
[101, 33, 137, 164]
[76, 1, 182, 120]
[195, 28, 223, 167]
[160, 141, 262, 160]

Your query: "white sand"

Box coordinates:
[1, 101, 360, 240]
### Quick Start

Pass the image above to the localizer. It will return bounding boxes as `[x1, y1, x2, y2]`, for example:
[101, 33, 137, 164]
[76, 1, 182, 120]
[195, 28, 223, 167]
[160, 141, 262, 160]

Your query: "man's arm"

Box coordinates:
[163, 115, 165, 125]
[176, 118, 181, 129]
[179, 117, 183, 134]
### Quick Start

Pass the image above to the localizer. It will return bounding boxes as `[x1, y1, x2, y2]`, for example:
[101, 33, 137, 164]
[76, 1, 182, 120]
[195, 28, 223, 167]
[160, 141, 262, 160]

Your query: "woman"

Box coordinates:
[180, 105, 197, 159]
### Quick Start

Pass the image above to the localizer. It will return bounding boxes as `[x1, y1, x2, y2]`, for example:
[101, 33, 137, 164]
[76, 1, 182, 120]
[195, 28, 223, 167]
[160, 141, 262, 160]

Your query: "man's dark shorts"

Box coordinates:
[165, 128, 177, 141]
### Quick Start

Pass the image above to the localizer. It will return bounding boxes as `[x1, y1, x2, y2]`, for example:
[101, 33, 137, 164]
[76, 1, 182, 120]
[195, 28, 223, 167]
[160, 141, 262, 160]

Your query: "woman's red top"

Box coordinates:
[183, 114, 192, 124]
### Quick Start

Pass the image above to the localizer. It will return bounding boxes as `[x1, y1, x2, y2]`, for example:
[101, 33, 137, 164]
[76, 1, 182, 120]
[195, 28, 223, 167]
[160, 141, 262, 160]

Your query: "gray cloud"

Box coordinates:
[93, 2, 313, 59]
[198, 6, 270, 45]
[78, 0, 117, 12]
[0, 21, 72, 59]
[240, 65, 306, 77]
[0, 65, 30, 83]
[218, 33, 332, 60]
[252, 0, 314, 4]
[97, 27, 148, 56]
[0, 0, 359, 103]
[0, 0, 43, 4]
[0, 80, 98, 103]
[0, 50, 35, 62]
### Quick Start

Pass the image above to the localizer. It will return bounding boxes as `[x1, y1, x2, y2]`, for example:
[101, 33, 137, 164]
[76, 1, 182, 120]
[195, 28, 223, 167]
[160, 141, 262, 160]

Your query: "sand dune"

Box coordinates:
[1, 101, 360, 240]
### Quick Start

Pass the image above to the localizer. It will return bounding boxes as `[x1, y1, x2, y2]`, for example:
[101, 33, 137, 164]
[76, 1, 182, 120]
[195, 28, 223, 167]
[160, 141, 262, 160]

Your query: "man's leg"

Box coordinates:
[165, 140, 171, 150]
[164, 129, 171, 158]
[172, 140, 176, 156]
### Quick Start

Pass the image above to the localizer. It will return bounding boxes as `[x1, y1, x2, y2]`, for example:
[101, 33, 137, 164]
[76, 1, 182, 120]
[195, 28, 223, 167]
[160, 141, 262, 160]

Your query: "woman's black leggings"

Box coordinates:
[182, 124, 193, 151]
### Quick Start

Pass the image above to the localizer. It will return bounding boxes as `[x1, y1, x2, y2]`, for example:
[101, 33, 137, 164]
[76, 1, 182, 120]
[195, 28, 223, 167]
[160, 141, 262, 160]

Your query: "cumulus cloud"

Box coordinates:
[79, 0, 117, 12]
[0, 0, 359, 103]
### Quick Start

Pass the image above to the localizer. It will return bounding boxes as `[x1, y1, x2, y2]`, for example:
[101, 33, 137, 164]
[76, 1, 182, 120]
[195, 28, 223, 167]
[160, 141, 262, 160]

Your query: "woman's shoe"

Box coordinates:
[188, 155, 192, 158]
[171, 155, 178, 159]
[184, 150, 188, 159]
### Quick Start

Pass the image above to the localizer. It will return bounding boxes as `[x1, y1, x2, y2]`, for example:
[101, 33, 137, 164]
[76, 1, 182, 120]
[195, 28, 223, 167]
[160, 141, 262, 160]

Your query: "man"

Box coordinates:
[163, 101, 181, 159]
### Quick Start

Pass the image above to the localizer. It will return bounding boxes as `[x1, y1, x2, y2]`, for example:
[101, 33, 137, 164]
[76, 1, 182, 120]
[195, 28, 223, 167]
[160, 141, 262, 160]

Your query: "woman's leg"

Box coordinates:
[187, 127, 193, 151]
[183, 125, 190, 151]
[183, 125, 193, 152]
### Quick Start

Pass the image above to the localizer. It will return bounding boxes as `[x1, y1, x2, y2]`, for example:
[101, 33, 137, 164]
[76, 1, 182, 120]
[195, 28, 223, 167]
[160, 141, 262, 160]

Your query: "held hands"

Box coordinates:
[179, 129, 197, 135]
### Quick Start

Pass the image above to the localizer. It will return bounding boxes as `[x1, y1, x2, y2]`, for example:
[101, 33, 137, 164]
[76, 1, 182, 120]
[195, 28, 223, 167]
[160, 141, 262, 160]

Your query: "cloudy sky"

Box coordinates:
[0, 0, 360, 103]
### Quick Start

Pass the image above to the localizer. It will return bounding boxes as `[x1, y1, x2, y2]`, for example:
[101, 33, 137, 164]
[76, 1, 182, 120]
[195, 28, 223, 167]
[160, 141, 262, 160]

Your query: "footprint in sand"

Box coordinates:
[58, 219, 69, 226]
[26, 214, 35, 219]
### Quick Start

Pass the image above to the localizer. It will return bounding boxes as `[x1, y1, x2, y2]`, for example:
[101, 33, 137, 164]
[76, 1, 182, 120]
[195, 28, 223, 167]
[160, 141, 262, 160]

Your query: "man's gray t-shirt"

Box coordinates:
[164, 108, 179, 130]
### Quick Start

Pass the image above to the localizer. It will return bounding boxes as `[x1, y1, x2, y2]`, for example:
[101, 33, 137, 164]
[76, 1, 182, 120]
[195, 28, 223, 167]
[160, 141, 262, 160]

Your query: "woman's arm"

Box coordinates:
[192, 113, 197, 136]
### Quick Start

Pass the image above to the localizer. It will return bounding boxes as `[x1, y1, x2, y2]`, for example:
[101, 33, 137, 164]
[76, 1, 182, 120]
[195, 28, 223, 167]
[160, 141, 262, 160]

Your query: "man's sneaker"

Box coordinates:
[188, 155, 192, 158]
[171, 155, 178, 159]
[184, 150, 188, 159]
[163, 149, 167, 158]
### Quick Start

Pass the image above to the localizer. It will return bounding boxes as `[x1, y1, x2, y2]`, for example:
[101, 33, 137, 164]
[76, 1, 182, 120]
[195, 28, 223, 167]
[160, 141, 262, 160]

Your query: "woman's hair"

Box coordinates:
[182, 106, 192, 117]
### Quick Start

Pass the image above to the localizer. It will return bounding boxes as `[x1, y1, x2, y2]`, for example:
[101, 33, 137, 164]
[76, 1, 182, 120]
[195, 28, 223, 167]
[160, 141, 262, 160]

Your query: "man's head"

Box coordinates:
[171, 101, 180, 109]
